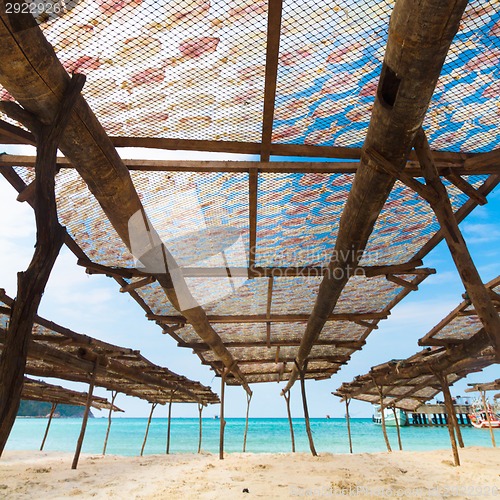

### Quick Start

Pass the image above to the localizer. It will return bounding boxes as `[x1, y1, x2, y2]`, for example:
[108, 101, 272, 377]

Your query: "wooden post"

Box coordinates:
[71, 367, 97, 469]
[166, 391, 175, 455]
[297, 361, 317, 456]
[0, 74, 85, 456]
[437, 373, 460, 466]
[283, 390, 295, 453]
[480, 390, 496, 448]
[102, 391, 117, 455]
[197, 403, 203, 454]
[375, 382, 392, 452]
[40, 403, 57, 451]
[345, 398, 353, 454]
[242, 391, 252, 452]
[391, 406, 403, 451]
[449, 404, 464, 449]
[219, 369, 226, 460]
[140, 403, 157, 457]
[414, 129, 500, 357]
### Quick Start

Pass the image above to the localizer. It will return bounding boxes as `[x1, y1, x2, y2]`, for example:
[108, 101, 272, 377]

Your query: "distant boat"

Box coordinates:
[372, 407, 408, 427]
[468, 400, 500, 429]
[213, 415, 219, 419]
[326, 415, 330, 419]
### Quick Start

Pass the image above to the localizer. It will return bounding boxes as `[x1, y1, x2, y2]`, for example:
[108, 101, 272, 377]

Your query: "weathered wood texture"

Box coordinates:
[102, 391, 118, 455]
[437, 373, 460, 466]
[298, 363, 317, 456]
[0, 74, 85, 456]
[281, 0, 468, 393]
[40, 403, 57, 451]
[0, 12, 250, 393]
[242, 392, 252, 452]
[283, 390, 295, 453]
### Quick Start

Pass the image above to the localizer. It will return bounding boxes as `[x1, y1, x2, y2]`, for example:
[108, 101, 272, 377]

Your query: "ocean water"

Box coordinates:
[6, 418, 498, 456]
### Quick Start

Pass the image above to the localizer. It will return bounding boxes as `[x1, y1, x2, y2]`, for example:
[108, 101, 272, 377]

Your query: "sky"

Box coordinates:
[0, 143, 498, 419]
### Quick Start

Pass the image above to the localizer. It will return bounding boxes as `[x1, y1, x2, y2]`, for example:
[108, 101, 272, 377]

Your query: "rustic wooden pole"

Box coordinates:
[414, 129, 500, 357]
[219, 369, 226, 460]
[437, 373, 460, 466]
[297, 361, 317, 456]
[449, 403, 464, 449]
[283, 390, 295, 453]
[140, 403, 157, 457]
[71, 367, 97, 469]
[345, 398, 353, 454]
[197, 403, 203, 454]
[480, 390, 496, 448]
[0, 74, 85, 456]
[391, 406, 403, 451]
[280, 0, 468, 394]
[40, 403, 57, 451]
[375, 382, 391, 452]
[242, 391, 252, 452]
[166, 392, 175, 455]
[102, 391, 117, 456]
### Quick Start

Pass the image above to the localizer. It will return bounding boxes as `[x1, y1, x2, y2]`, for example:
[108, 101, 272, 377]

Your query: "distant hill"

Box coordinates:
[17, 400, 94, 418]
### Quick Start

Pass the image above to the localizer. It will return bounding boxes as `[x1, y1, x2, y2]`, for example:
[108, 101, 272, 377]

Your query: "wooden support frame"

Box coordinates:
[0, 74, 85, 456]
[120, 277, 156, 293]
[72, 366, 97, 470]
[283, 390, 295, 453]
[219, 369, 227, 460]
[40, 403, 57, 451]
[166, 389, 176, 454]
[374, 382, 392, 453]
[197, 403, 203, 454]
[140, 402, 158, 457]
[180, 339, 365, 350]
[102, 391, 118, 455]
[480, 390, 497, 448]
[345, 397, 353, 454]
[242, 391, 252, 452]
[297, 361, 317, 456]
[436, 372, 460, 466]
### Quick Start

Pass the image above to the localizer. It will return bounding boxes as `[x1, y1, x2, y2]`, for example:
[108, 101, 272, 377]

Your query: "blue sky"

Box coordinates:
[0, 144, 498, 419]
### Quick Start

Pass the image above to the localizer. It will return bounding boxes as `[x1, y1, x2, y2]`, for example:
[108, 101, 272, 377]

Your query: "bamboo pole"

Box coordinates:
[438, 373, 460, 466]
[0, 75, 85, 456]
[166, 392, 174, 455]
[297, 361, 317, 456]
[140, 403, 157, 457]
[40, 403, 57, 451]
[391, 407, 403, 451]
[345, 398, 353, 454]
[283, 390, 295, 453]
[71, 368, 97, 469]
[375, 383, 392, 452]
[480, 390, 496, 448]
[219, 369, 226, 460]
[102, 391, 118, 455]
[197, 403, 203, 454]
[242, 392, 252, 452]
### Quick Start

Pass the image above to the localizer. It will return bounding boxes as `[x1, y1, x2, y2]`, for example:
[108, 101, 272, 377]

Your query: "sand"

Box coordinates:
[0, 447, 498, 499]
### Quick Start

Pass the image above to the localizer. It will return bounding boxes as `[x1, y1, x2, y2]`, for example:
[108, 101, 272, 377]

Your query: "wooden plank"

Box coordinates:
[266, 277, 273, 348]
[0, 119, 35, 145]
[280, 0, 469, 394]
[180, 339, 364, 350]
[248, 169, 258, 277]
[444, 171, 487, 205]
[2, 154, 497, 175]
[463, 148, 500, 172]
[283, 390, 295, 452]
[260, 0, 283, 161]
[150, 312, 387, 324]
[386, 274, 419, 291]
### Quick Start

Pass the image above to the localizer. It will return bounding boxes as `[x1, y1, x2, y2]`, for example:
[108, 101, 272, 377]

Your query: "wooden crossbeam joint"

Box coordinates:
[386, 274, 419, 291]
[443, 169, 487, 206]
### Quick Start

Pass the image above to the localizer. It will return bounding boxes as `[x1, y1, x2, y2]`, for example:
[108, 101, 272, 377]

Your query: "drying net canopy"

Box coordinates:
[0, 0, 498, 387]
[0, 290, 220, 405]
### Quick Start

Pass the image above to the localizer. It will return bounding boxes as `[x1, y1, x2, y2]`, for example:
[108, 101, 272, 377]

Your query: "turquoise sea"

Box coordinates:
[6, 418, 498, 456]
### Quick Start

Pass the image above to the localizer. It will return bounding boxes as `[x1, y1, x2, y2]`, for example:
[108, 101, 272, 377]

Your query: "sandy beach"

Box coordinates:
[0, 447, 498, 499]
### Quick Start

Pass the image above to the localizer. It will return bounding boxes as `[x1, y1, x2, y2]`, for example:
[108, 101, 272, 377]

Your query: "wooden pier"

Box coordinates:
[410, 404, 471, 427]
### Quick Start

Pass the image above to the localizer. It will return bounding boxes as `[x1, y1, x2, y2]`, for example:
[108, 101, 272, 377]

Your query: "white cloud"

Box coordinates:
[462, 222, 500, 244]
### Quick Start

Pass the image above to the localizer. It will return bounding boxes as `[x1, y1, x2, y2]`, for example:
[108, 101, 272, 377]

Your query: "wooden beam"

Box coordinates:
[345, 397, 353, 454]
[260, 0, 283, 161]
[283, 390, 295, 452]
[248, 169, 258, 277]
[166, 391, 175, 454]
[386, 274, 419, 291]
[2, 154, 497, 175]
[179, 339, 364, 350]
[0, 119, 35, 145]
[280, 0, 468, 394]
[414, 129, 500, 356]
[266, 277, 273, 348]
[219, 369, 226, 460]
[242, 391, 252, 452]
[39, 403, 57, 451]
[463, 148, 500, 172]
[102, 391, 118, 456]
[140, 402, 157, 456]
[197, 403, 203, 454]
[71, 366, 97, 469]
[297, 361, 317, 456]
[150, 312, 388, 324]
[480, 389, 497, 448]
[119, 276, 155, 293]
[444, 170, 487, 206]
[437, 372, 460, 466]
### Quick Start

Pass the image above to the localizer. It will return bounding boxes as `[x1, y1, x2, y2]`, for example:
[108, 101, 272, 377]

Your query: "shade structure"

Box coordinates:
[0, 290, 219, 406]
[0, 1, 498, 389]
[19, 377, 123, 412]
